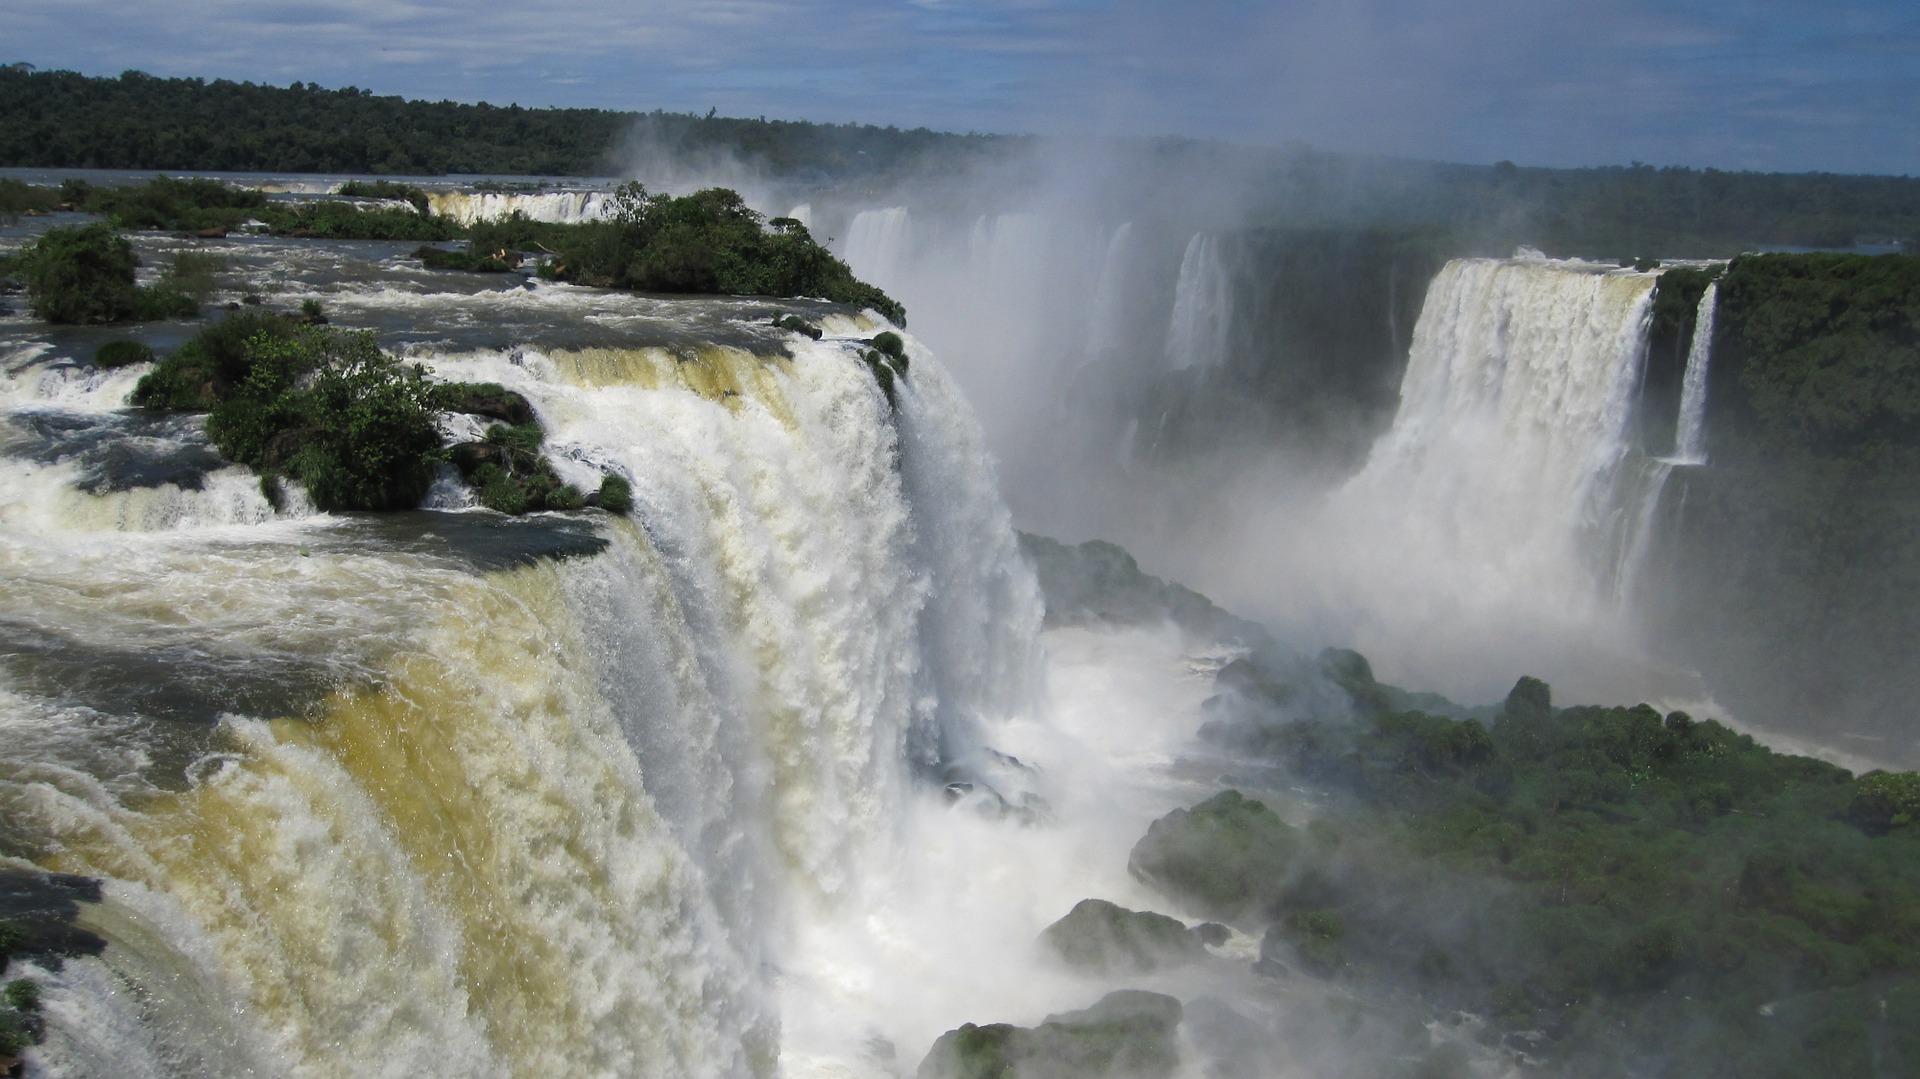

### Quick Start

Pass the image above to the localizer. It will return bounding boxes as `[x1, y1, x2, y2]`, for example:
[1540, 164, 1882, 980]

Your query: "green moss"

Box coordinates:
[594, 474, 633, 515]
[1128, 790, 1298, 921]
[2, 979, 39, 1013]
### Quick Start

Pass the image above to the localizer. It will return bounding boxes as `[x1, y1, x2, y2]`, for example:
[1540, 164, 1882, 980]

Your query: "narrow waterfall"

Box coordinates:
[1085, 222, 1139, 359]
[1674, 282, 1717, 465]
[0, 293, 1041, 1078]
[1163, 233, 1233, 371]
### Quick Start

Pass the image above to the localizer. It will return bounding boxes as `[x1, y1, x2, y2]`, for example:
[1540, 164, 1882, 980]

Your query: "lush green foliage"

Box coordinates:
[0, 66, 992, 178]
[15, 221, 196, 323]
[1649, 253, 1920, 755]
[595, 474, 633, 515]
[63, 175, 266, 230]
[94, 339, 155, 368]
[1176, 661, 1920, 1077]
[131, 310, 302, 408]
[1715, 254, 1920, 456]
[55, 175, 460, 240]
[538, 184, 906, 323]
[199, 326, 444, 511]
[0, 177, 60, 221]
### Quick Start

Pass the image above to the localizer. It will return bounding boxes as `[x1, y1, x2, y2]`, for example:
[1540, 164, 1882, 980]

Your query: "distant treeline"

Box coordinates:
[5, 65, 1916, 256]
[0, 66, 995, 179]
[1238, 152, 1920, 258]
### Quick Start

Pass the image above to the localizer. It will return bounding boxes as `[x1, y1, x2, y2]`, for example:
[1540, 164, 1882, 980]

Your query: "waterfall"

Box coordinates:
[0, 305, 1040, 1077]
[1085, 222, 1138, 359]
[1164, 233, 1233, 371]
[1673, 282, 1717, 465]
[424, 190, 614, 226]
[840, 207, 912, 287]
[1303, 257, 1659, 694]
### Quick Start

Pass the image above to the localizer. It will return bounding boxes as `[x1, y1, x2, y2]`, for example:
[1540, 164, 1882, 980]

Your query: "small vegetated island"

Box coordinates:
[0, 175, 906, 516]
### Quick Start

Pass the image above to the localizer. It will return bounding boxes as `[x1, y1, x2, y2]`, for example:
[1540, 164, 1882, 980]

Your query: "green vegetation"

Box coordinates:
[132, 314, 619, 514]
[14, 222, 197, 323]
[0, 66, 991, 177]
[0, 176, 60, 222]
[336, 179, 430, 213]
[448, 421, 578, 515]
[17, 176, 903, 318]
[1171, 653, 1920, 1077]
[1648, 253, 1920, 756]
[918, 991, 1182, 1079]
[1, 980, 38, 1013]
[532, 184, 905, 323]
[197, 324, 445, 511]
[53, 175, 460, 240]
[94, 339, 155, 368]
[595, 474, 633, 516]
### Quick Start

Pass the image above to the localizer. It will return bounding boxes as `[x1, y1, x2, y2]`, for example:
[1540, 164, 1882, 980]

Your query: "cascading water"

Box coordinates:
[840, 207, 912, 287]
[1277, 256, 1663, 699]
[0, 242, 1049, 1078]
[1163, 233, 1233, 371]
[424, 190, 615, 226]
[1673, 282, 1717, 465]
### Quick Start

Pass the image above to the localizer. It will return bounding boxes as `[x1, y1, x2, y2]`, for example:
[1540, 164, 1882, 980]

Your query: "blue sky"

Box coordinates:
[8, 0, 1918, 174]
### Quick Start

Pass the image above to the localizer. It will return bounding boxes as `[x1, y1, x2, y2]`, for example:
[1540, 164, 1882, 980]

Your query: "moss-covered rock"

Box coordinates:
[433, 381, 535, 425]
[918, 990, 1182, 1079]
[1128, 791, 1298, 923]
[1040, 899, 1209, 975]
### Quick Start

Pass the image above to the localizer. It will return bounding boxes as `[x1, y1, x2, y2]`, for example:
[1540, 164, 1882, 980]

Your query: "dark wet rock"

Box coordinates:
[772, 313, 823, 340]
[5, 410, 226, 493]
[0, 869, 107, 969]
[918, 990, 1182, 1079]
[1041, 899, 1209, 974]
[1192, 922, 1231, 947]
[1017, 532, 1266, 646]
[0, 616, 339, 728]
[939, 748, 1048, 823]
[435, 383, 535, 426]
[330, 509, 608, 572]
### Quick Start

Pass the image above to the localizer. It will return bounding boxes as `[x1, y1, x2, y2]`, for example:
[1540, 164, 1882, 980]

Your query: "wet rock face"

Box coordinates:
[918, 990, 1183, 1079]
[1040, 899, 1209, 975]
